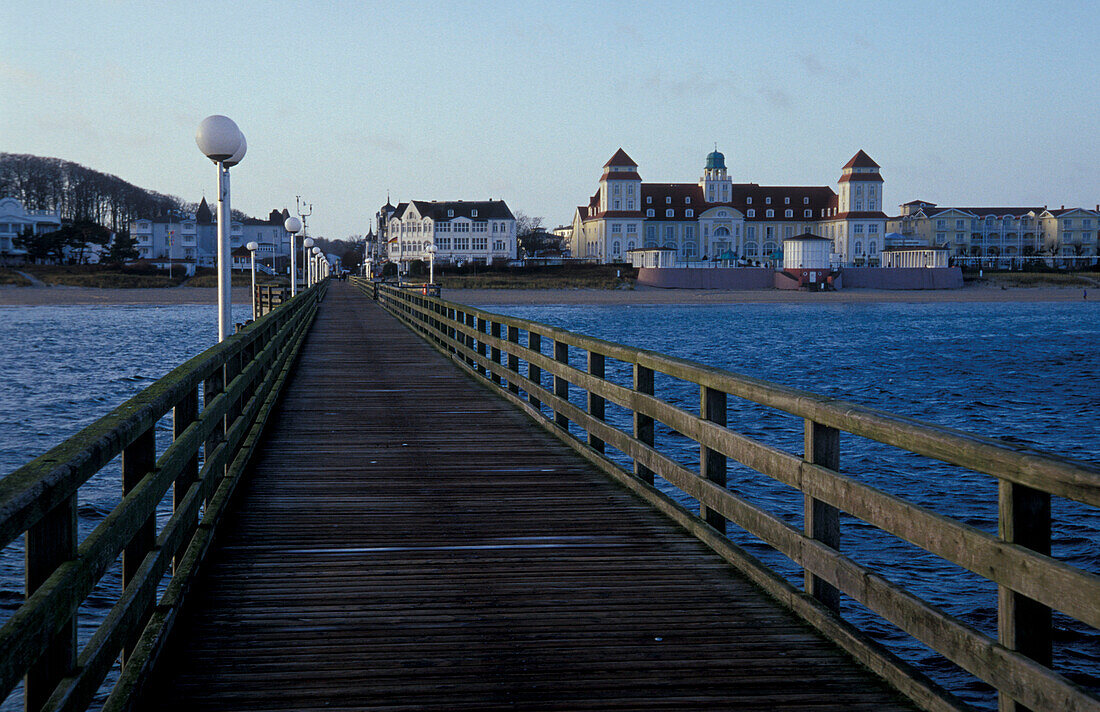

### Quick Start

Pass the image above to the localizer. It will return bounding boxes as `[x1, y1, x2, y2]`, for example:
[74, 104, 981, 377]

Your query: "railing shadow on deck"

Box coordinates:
[358, 278, 1100, 712]
[0, 281, 329, 712]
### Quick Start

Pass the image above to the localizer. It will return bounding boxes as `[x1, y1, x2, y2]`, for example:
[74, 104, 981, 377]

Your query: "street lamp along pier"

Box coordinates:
[195, 115, 246, 342]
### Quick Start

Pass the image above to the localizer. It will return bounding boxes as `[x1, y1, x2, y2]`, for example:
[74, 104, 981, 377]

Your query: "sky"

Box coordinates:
[2, 0, 1098, 239]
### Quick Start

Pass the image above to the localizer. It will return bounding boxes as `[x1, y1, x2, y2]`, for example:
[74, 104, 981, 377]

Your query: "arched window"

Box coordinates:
[612, 241, 621, 255]
[714, 226, 730, 237]
[626, 240, 635, 251]
[869, 242, 877, 255]
[855, 241, 863, 254]
[745, 242, 758, 256]
[683, 242, 697, 258]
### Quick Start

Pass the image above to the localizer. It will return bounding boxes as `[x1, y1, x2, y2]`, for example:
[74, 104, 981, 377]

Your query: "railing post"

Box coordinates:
[507, 325, 520, 395]
[633, 364, 654, 485]
[121, 426, 156, 664]
[173, 388, 199, 572]
[465, 312, 476, 368]
[490, 321, 503, 385]
[477, 317, 488, 377]
[528, 332, 542, 412]
[203, 362, 225, 500]
[553, 340, 569, 430]
[804, 420, 841, 613]
[587, 352, 605, 453]
[700, 386, 727, 531]
[24, 496, 77, 711]
[997, 482, 1052, 712]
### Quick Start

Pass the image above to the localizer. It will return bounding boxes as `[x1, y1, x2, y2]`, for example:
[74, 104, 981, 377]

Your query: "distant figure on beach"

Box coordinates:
[1084, 289, 1088, 300]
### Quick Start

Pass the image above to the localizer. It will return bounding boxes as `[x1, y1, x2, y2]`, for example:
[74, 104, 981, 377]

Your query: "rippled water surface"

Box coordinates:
[1, 300, 1097, 710]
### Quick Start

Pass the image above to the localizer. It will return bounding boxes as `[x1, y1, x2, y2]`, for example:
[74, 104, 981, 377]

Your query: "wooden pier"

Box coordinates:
[1, 280, 1096, 712]
[140, 283, 914, 710]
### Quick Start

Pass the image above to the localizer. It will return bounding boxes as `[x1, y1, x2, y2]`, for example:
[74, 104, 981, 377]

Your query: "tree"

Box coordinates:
[15, 226, 66, 262]
[66, 219, 112, 263]
[514, 212, 562, 256]
[105, 229, 139, 263]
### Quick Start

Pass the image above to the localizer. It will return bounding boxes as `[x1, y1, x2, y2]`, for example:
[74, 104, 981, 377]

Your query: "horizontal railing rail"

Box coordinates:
[0, 280, 328, 712]
[360, 279, 1100, 712]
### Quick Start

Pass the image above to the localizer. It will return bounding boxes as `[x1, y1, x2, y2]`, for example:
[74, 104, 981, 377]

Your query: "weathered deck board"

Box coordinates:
[140, 283, 917, 711]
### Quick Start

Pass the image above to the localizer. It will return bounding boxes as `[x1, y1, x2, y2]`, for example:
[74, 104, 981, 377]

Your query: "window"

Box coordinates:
[937, 220, 946, 229]
[747, 209, 755, 218]
[685, 209, 694, 218]
[956, 219, 965, 229]
[784, 209, 793, 218]
[471, 209, 478, 217]
[493, 239, 506, 251]
[437, 237, 451, 249]
[855, 241, 863, 254]
[612, 241, 621, 255]
[1064, 219, 1074, 228]
[448, 210, 454, 217]
[784, 197, 790, 205]
[646, 209, 654, 217]
[665, 196, 672, 204]
[454, 222, 470, 233]
[454, 236, 469, 250]
[628, 184, 634, 195]
[855, 201, 862, 210]
[783, 226, 793, 238]
[613, 184, 621, 195]
[869, 186, 876, 196]
[666, 209, 674, 217]
[627, 200, 634, 210]
[646, 196, 652, 204]
[765, 197, 772, 205]
[473, 222, 487, 232]
[746, 197, 752, 205]
[684, 225, 694, 239]
[803, 197, 809, 205]
[804, 209, 812, 218]
[472, 237, 487, 250]
[626, 223, 637, 233]
[437, 222, 450, 232]
[611, 224, 621, 233]
[854, 224, 864, 234]
[664, 226, 673, 240]
[685, 197, 691, 204]
[766, 209, 774, 218]
[614, 200, 621, 209]
[869, 224, 879, 234]
[746, 226, 755, 239]
[646, 226, 656, 240]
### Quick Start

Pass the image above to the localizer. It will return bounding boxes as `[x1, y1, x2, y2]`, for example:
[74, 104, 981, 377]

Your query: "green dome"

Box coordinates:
[706, 150, 726, 170]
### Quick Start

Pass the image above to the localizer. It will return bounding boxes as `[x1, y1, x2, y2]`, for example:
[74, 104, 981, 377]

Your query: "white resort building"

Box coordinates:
[0, 197, 62, 263]
[129, 202, 294, 269]
[384, 200, 516, 269]
[569, 148, 888, 267]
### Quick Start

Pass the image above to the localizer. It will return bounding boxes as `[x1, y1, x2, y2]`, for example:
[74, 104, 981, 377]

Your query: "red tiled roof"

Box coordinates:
[601, 171, 642, 181]
[603, 148, 637, 168]
[837, 172, 884, 183]
[843, 150, 879, 169]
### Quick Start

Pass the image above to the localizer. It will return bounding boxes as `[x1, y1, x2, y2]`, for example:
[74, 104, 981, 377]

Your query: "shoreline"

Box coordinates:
[0, 283, 1092, 306]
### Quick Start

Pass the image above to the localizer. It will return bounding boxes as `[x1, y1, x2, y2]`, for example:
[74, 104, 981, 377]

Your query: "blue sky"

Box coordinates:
[2, 0, 1097, 238]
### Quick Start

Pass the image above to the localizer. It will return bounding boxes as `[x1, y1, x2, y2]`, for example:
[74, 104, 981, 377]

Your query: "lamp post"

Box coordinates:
[312, 246, 322, 285]
[246, 241, 258, 320]
[427, 244, 437, 284]
[284, 216, 302, 297]
[196, 115, 245, 342]
[302, 237, 314, 287]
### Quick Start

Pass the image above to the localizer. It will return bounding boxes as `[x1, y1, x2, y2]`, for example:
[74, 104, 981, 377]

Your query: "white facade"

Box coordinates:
[881, 247, 950, 268]
[386, 200, 516, 267]
[0, 197, 62, 261]
[129, 202, 292, 267]
[782, 235, 832, 270]
[572, 149, 887, 268]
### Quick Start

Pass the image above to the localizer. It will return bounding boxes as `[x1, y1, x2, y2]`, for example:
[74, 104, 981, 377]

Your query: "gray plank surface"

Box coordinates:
[140, 283, 917, 711]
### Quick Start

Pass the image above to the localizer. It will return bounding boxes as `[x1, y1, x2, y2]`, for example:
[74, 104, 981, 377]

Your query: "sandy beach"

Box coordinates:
[0, 283, 1091, 306]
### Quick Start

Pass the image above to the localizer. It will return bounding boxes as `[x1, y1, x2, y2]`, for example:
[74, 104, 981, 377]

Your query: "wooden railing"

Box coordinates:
[362, 280, 1100, 712]
[254, 284, 290, 319]
[0, 280, 328, 712]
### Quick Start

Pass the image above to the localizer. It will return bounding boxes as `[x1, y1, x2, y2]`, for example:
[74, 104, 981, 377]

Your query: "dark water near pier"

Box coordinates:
[1, 300, 1098, 710]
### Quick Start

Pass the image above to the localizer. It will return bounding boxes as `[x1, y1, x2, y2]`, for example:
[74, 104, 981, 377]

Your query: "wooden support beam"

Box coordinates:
[804, 419, 841, 613]
[633, 364, 655, 485]
[554, 341, 569, 430]
[24, 495, 77, 712]
[172, 389, 199, 573]
[700, 386, 727, 531]
[997, 481, 1052, 712]
[507, 326, 520, 395]
[490, 321, 503, 385]
[528, 332, 542, 412]
[121, 427, 157, 665]
[587, 352, 605, 453]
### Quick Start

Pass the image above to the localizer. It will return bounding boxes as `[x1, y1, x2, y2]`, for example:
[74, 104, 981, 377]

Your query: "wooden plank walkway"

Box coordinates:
[140, 283, 917, 711]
